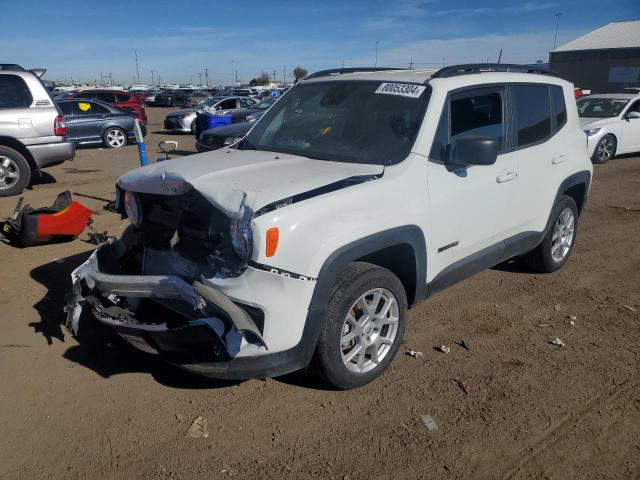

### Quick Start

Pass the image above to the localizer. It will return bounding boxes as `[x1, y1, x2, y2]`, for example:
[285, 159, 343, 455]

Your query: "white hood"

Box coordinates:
[579, 117, 610, 128]
[117, 149, 384, 217]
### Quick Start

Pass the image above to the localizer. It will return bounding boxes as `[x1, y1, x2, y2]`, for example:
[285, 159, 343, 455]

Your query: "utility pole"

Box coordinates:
[199, 71, 202, 85]
[553, 12, 563, 50]
[134, 50, 140, 84]
[375, 41, 379, 67]
[409, 59, 414, 70]
[235, 70, 238, 85]
[151, 69, 154, 85]
[497, 49, 503, 64]
[205, 68, 209, 88]
[282, 66, 286, 84]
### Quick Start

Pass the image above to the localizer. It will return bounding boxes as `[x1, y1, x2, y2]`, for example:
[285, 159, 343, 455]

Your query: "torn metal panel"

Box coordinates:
[66, 245, 268, 358]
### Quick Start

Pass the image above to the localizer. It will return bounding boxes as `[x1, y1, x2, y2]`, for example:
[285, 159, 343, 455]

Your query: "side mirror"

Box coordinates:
[626, 111, 640, 119]
[452, 136, 498, 166]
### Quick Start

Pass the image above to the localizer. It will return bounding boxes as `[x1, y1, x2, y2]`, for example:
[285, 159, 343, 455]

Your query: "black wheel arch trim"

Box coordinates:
[308, 225, 428, 310]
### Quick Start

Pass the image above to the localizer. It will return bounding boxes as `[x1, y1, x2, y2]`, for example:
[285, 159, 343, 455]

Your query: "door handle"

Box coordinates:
[496, 171, 517, 183]
[552, 155, 567, 165]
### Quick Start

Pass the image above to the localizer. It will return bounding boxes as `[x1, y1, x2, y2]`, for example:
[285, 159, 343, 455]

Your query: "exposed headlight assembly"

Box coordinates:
[123, 190, 142, 226]
[584, 128, 601, 137]
[229, 209, 253, 262]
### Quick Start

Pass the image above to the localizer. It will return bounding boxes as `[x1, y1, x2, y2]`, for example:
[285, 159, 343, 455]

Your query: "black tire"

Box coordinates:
[190, 120, 197, 135]
[591, 134, 616, 164]
[310, 262, 407, 390]
[0, 145, 31, 197]
[103, 127, 128, 148]
[523, 195, 579, 273]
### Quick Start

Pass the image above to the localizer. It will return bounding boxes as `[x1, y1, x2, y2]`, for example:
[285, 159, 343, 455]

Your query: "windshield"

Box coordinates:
[577, 97, 629, 118]
[241, 80, 430, 165]
[197, 96, 224, 108]
[255, 98, 276, 109]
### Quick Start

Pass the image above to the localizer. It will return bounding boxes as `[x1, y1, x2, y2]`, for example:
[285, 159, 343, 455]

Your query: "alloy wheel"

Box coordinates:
[597, 136, 614, 162]
[340, 288, 399, 374]
[106, 129, 126, 148]
[551, 207, 575, 262]
[0, 156, 20, 190]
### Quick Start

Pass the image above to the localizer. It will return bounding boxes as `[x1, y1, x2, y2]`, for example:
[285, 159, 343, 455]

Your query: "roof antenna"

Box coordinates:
[497, 49, 503, 64]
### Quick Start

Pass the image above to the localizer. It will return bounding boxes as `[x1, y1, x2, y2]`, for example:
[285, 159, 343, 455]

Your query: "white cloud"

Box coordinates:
[350, 29, 587, 68]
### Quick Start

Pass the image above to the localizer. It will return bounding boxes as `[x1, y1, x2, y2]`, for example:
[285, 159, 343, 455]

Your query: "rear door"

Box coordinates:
[507, 84, 564, 234]
[70, 101, 107, 142]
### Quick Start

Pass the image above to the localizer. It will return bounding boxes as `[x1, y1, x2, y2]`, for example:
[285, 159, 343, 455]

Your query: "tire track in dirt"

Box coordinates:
[501, 377, 639, 479]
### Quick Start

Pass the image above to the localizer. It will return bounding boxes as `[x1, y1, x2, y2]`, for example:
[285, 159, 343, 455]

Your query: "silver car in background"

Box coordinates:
[163, 96, 255, 134]
[0, 67, 75, 196]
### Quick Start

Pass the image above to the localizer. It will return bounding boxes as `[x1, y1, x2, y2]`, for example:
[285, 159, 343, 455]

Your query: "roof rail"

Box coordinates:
[306, 67, 407, 80]
[431, 63, 559, 79]
[0, 64, 25, 71]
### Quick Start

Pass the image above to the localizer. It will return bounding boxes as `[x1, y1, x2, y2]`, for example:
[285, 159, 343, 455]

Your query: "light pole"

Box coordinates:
[553, 12, 562, 50]
[134, 50, 140, 84]
[151, 69, 154, 86]
[375, 41, 379, 67]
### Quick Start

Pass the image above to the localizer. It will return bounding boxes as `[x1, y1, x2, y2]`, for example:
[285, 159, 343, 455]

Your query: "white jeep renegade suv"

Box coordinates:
[67, 64, 592, 389]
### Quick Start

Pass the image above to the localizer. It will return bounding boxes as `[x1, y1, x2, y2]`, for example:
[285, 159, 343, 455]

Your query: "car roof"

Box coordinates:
[57, 98, 120, 111]
[580, 93, 638, 100]
[76, 88, 130, 94]
[303, 69, 436, 85]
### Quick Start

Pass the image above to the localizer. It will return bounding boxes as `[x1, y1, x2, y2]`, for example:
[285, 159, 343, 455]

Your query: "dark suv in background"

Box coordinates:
[154, 90, 189, 107]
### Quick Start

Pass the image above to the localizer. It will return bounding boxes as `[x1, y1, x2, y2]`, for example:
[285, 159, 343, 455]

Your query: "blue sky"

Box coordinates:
[1, 0, 638, 85]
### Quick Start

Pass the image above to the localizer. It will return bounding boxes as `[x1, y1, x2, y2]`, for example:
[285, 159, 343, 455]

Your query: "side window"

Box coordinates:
[89, 103, 110, 114]
[450, 91, 504, 147]
[76, 101, 95, 115]
[0, 74, 33, 108]
[58, 102, 75, 116]
[240, 98, 252, 108]
[96, 92, 116, 103]
[76, 91, 95, 100]
[628, 100, 640, 114]
[551, 86, 567, 131]
[514, 85, 551, 147]
[114, 93, 131, 103]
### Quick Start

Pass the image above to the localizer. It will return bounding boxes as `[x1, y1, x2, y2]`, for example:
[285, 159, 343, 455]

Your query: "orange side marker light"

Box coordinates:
[266, 227, 279, 257]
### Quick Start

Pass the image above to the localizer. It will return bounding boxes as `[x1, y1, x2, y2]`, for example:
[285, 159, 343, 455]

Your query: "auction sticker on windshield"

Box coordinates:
[375, 83, 426, 98]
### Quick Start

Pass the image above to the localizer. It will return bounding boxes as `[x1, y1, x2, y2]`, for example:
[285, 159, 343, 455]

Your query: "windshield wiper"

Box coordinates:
[238, 138, 258, 150]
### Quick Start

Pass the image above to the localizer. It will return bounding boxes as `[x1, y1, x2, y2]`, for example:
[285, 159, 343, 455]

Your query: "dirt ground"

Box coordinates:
[0, 107, 639, 480]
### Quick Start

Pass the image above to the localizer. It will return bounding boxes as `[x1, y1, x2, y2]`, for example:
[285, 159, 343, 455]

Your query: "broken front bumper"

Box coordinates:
[65, 242, 283, 378]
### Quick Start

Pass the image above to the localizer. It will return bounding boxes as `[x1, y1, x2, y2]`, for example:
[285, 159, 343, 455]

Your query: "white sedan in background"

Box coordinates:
[578, 93, 640, 164]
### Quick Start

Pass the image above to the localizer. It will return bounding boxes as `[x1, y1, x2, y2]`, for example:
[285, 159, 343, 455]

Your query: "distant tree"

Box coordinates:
[256, 72, 270, 86]
[293, 67, 308, 83]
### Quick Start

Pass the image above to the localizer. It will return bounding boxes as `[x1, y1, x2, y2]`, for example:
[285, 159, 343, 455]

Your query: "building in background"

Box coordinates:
[550, 20, 640, 93]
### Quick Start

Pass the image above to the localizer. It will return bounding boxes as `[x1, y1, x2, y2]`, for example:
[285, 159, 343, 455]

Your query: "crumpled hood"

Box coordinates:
[579, 117, 609, 128]
[117, 149, 384, 217]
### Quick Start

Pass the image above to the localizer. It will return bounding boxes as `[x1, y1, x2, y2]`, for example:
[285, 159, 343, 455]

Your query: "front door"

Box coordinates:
[620, 99, 640, 153]
[426, 86, 516, 279]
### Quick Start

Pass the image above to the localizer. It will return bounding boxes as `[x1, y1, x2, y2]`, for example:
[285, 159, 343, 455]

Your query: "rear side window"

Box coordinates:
[514, 85, 551, 146]
[0, 74, 33, 108]
[114, 93, 131, 103]
[551, 86, 567, 131]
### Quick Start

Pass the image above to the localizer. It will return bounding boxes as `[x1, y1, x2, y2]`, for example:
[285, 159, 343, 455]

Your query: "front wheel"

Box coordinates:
[0, 146, 31, 197]
[592, 134, 616, 164]
[310, 262, 407, 390]
[103, 127, 127, 148]
[523, 195, 578, 273]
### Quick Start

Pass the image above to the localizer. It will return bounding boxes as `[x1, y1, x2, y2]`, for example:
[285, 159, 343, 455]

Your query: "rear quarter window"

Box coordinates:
[0, 74, 33, 108]
[551, 86, 567, 131]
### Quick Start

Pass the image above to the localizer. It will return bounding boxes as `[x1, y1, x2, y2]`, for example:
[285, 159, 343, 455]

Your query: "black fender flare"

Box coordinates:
[544, 170, 591, 235]
[308, 225, 428, 310]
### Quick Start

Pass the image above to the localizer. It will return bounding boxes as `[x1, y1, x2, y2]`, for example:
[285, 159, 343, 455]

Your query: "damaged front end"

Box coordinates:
[65, 188, 267, 367]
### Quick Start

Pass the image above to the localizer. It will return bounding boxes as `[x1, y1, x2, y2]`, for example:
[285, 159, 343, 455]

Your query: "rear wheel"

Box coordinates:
[0, 146, 31, 197]
[523, 195, 578, 273]
[310, 262, 407, 390]
[592, 134, 615, 164]
[103, 127, 127, 148]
